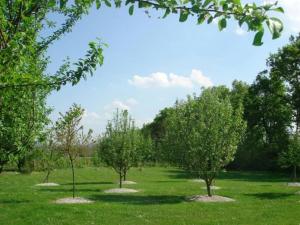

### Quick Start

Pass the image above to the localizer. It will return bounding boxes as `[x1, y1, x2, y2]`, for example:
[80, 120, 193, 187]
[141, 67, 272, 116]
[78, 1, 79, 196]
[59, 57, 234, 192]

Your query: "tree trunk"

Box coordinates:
[70, 159, 75, 198]
[0, 164, 3, 174]
[119, 172, 122, 188]
[43, 169, 50, 183]
[205, 179, 212, 197]
[17, 157, 25, 173]
[293, 165, 297, 182]
[123, 170, 126, 181]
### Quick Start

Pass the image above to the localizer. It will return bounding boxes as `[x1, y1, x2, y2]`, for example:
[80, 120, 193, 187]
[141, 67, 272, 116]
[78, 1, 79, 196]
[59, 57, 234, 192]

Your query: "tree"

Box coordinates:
[98, 109, 138, 188]
[235, 72, 292, 170]
[0, 86, 51, 173]
[142, 107, 175, 163]
[279, 135, 300, 182]
[164, 87, 246, 196]
[0, 1, 104, 172]
[135, 130, 153, 168]
[267, 35, 300, 135]
[55, 104, 93, 198]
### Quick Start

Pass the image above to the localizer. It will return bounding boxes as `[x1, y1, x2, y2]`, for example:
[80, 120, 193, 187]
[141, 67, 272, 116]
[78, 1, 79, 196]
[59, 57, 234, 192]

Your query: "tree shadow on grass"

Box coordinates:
[0, 199, 31, 204]
[166, 169, 191, 179]
[38, 188, 100, 193]
[61, 182, 113, 185]
[154, 180, 185, 183]
[89, 194, 186, 205]
[218, 171, 288, 183]
[244, 192, 294, 200]
[165, 169, 289, 184]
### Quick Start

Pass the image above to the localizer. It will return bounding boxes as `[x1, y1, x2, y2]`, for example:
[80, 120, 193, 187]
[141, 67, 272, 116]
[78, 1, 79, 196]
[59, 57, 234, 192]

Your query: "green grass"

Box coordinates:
[0, 167, 300, 225]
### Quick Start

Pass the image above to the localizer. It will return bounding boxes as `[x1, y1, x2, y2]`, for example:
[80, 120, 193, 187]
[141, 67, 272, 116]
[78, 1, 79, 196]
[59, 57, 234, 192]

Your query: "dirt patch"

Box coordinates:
[191, 179, 205, 183]
[120, 181, 137, 185]
[54, 197, 93, 204]
[187, 195, 235, 202]
[201, 186, 221, 190]
[35, 183, 59, 187]
[104, 188, 139, 193]
[287, 182, 300, 187]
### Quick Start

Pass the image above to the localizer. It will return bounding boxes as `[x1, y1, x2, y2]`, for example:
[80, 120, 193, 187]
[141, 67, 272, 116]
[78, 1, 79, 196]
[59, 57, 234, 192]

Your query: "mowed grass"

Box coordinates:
[1, 167, 300, 225]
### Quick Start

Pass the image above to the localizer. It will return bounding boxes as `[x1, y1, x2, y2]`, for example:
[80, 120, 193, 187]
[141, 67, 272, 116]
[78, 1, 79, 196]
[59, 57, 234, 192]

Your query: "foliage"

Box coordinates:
[164, 87, 246, 196]
[267, 34, 300, 134]
[279, 135, 300, 181]
[102, 0, 284, 46]
[98, 109, 139, 187]
[35, 126, 62, 182]
[141, 107, 175, 163]
[55, 103, 93, 197]
[0, 0, 104, 172]
[234, 72, 292, 170]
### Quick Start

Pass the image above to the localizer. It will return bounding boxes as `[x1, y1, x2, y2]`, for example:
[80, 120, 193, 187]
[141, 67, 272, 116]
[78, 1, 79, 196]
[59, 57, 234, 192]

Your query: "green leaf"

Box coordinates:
[96, 0, 101, 9]
[203, 0, 213, 7]
[197, 14, 206, 25]
[129, 5, 134, 15]
[162, 8, 171, 19]
[179, 10, 189, 22]
[218, 18, 227, 31]
[103, 0, 112, 7]
[266, 17, 283, 39]
[253, 29, 264, 46]
[59, 0, 67, 9]
[207, 16, 214, 24]
[272, 7, 284, 13]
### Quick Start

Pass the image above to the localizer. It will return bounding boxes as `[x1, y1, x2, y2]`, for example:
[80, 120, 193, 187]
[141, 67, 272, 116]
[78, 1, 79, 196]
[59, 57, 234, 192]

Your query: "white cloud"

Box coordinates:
[280, 0, 300, 32]
[81, 110, 103, 134]
[128, 69, 213, 89]
[103, 98, 139, 118]
[235, 27, 247, 36]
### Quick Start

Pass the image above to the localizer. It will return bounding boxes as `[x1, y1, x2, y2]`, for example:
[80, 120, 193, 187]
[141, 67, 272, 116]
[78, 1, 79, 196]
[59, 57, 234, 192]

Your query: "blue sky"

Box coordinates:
[46, 0, 300, 134]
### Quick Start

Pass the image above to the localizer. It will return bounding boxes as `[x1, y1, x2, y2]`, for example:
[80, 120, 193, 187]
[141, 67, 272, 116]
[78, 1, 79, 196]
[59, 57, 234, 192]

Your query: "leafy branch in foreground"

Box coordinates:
[109, 0, 284, 46]
[0, 41, 106, 90]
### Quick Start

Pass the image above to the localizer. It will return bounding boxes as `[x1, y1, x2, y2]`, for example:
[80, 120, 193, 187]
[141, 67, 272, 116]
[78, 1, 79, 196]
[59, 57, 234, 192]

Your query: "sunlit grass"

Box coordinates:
[0, 167, 300, 225]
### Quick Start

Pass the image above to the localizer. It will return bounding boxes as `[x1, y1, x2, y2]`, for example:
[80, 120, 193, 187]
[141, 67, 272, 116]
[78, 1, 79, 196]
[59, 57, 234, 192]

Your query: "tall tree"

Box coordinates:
[238, 72, 292, 170]
[267, 35, 300, 135]
[0, 1, 104, 172]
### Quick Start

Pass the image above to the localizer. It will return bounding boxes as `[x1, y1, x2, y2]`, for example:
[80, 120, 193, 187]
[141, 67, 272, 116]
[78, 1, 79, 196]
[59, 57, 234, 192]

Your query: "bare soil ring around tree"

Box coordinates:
[187, 195, 235, 202]
[104, 188, 139, 194]
[54, 197, 94, 204]
[35, 183, 60, 187]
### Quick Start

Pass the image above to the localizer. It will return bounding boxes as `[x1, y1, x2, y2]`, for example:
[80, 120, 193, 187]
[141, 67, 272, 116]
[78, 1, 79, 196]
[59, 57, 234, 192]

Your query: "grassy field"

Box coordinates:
[0, 167, 300, 225]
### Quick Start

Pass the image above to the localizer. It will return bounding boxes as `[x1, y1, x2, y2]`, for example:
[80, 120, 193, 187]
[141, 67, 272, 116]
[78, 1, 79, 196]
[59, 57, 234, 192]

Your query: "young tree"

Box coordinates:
[55, 104, 92, 198]
[98, 109, 138, 188]
[165, 87, 246, 196]
[279, 135, 300, 182]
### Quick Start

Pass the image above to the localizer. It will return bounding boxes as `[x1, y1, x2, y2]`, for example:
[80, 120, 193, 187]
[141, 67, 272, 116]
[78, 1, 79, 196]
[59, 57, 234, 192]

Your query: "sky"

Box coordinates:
[46, 0, 300, 134]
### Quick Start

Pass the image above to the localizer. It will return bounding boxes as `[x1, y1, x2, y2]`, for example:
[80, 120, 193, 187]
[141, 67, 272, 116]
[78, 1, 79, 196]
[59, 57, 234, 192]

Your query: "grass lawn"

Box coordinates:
[0, 167, 300, 225]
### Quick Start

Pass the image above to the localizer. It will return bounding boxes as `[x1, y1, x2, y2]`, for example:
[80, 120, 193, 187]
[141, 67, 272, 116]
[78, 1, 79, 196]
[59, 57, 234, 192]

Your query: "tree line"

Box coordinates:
[144, 35, 300, 180]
